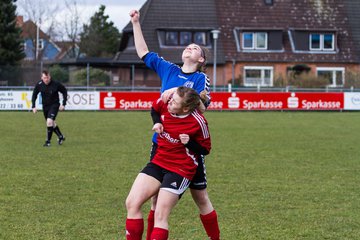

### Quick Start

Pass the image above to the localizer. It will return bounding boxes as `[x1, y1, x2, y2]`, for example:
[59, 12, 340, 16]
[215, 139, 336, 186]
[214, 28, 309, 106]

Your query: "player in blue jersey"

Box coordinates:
[129, 10, 220, 240]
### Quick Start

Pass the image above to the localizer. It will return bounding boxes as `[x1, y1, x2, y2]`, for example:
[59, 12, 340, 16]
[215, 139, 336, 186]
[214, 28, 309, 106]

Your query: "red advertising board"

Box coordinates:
[100, 91, 160, 110]
[99, 91, 344, 111]
[208, 92, 344, 110]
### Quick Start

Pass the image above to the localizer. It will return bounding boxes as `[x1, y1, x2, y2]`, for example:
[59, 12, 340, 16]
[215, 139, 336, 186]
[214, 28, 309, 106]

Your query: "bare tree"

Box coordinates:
[60, 0, 83, 58]
[16, 0, 59, 61]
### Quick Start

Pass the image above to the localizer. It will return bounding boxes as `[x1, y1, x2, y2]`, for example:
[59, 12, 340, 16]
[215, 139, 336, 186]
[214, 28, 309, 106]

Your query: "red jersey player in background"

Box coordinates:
[125, 87, 211, 240]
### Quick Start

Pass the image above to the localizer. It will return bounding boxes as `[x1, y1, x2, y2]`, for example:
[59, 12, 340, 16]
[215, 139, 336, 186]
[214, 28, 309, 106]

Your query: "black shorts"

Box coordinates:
[141, 162, 190, 197]
[43, 104, 60, 120]
[149, 142, 207, 190]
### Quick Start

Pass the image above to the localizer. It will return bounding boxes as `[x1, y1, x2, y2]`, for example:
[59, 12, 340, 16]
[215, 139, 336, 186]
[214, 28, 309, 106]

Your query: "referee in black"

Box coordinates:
[31, 70, 67, 147]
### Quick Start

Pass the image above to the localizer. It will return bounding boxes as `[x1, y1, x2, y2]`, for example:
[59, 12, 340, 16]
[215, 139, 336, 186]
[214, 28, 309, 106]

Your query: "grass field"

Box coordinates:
[0, 111, 360, 240]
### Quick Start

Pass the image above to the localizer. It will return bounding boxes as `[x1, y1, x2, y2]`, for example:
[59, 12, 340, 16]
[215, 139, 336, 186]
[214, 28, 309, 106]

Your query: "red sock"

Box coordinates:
[150, 227, 168, 240]
[200, 210, 220, 240]
[146, 210, 155, 240]
[125, 218, 144, 240]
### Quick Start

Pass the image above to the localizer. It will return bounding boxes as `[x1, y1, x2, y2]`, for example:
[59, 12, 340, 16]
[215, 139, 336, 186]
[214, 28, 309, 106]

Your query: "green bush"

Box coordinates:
[344, 70, 360, 88]
[273, 74, 288, 87]
[288, 72, 328, 88]
[72, 67, 110, 86]
[49, 65, 69, 83]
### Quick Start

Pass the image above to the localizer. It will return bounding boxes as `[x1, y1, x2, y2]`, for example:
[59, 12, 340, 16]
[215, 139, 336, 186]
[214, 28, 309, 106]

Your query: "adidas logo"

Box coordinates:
[170, 182, 177, 188]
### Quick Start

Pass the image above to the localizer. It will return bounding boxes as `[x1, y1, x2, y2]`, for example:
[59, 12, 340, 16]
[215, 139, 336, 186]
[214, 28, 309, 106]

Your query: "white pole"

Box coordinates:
[36, 21, 39, 60]
[211, 30, 220, 92]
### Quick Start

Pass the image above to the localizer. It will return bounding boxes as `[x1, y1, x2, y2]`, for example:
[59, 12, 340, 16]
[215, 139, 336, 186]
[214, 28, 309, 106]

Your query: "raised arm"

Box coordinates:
[129, 10, 149, 59]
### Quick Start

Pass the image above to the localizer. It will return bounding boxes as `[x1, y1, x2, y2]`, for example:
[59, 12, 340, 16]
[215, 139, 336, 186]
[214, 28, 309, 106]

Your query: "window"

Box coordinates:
[194, 32, 206, 45]
[242, 32, 268, 50]
[165, 32, 178, 46]
[310, 33, 334, 51]
[180, 32, 192, 46]
[264, 0, 273, 5]
[244, 66, 273, 86]
[317, 67, 344, 87]
[163, 31, 208, 46]
[37, 39, 44, 50]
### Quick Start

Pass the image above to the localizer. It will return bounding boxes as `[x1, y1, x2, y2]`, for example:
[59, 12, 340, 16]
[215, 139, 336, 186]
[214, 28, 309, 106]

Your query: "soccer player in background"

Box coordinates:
[130, 9, 220, 240]
[125, 87, 211, 240]
[31, 70, 67, 147]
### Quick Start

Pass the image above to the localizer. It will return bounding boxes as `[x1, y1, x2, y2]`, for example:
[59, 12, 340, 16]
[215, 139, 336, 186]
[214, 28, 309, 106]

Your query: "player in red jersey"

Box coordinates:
[130, 9, 220, 240]
[125, 87, 211, 240]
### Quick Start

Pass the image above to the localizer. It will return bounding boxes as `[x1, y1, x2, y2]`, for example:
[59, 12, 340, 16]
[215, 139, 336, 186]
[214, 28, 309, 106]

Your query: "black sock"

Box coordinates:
[47, 127, 54, 142]
[53, 126, 63, 138]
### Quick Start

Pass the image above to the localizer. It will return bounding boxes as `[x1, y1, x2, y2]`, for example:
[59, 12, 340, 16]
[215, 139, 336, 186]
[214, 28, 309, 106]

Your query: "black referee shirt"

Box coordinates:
[31, 80, 68, 108]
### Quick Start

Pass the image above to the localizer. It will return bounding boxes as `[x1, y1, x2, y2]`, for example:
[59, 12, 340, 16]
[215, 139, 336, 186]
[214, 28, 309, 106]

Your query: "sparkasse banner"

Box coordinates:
[99, 92, 160, 110]
[207, 92, 343, 110]
[0, 90, 351, 111]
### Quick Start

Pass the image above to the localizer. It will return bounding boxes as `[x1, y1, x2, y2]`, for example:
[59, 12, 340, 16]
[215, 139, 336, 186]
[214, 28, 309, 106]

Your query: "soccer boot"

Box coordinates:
[58, 136, 66, 145]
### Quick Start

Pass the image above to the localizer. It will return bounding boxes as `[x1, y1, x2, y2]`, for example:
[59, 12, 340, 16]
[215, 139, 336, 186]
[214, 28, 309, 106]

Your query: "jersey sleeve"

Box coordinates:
[152, 98, 167, 115]
[143, 52, 174, 82]
[192, 112, 211, 154]
[58, 83, 68, 106]
[31, 82, 40, 108]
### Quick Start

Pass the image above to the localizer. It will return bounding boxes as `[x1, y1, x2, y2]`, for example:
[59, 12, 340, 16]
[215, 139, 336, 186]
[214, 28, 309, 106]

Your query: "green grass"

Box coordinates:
[0, 111, 359, 239]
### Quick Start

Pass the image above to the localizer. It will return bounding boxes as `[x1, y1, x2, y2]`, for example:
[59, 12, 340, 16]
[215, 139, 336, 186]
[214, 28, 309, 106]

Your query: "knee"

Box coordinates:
[46, 119, 54, 127]
[125, 196, 141, 213]
[192, 189, 210, 205]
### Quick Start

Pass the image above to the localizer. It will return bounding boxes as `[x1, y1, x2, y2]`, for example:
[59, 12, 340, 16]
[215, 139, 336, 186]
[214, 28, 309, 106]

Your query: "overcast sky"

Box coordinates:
[16, 0, 147, 32]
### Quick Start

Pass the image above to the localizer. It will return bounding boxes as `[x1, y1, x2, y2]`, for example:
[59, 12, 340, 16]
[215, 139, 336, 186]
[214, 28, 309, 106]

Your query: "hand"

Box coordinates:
[179, 134, 190, 144]
[161, 87, 177, 103]
[32, 108, 37, 114]
[129, 10, 140, 23]
[59, 105, 65, 111]
[152, 123, 164, 134]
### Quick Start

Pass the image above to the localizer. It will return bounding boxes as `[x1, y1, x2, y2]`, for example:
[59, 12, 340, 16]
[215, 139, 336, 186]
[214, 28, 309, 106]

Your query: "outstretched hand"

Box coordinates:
[129, 10, 140, 23]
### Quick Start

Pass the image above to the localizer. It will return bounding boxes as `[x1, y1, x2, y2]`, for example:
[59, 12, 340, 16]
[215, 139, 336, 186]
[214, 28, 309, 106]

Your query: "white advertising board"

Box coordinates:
[344, 93, 360, 110]
[0, 91, 99, 110]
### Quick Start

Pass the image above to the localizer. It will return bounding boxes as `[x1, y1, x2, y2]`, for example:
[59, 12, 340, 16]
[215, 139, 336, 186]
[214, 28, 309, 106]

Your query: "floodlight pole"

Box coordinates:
[211, 30, 220, 92]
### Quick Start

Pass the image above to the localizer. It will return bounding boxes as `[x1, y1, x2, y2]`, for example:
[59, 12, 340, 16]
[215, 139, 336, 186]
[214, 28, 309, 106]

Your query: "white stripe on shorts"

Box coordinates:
[162, 178, 190, 195]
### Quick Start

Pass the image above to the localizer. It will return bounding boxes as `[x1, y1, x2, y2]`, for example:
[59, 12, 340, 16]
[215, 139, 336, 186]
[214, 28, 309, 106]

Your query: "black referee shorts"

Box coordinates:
[43, 104, 60, 120]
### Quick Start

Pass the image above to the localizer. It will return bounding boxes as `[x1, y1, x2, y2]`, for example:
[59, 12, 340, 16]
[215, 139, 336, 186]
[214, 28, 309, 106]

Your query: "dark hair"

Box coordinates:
[177, 86, 201, 112]
[42, 70, 49, 76]
[198, 46, 210, 73]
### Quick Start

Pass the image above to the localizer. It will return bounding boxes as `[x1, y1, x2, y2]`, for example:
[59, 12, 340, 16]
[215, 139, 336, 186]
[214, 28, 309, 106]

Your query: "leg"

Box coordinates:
[190, 156, 220, 239]
[190, 188, 214, 215]
[43, 104, 59, 146]
[126, 173, 160, 219]
[145, 194, 157, 240]
[45, 118, 55, 146]
[146, 142, 158, 240]
[150, 170, 190, 240]
[125, 173, 160, 240]
[53, 121, 65, 145]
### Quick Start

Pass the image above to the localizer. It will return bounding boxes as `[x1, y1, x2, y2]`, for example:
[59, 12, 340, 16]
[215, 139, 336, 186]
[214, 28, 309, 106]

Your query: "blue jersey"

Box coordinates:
[143, 52, 211, 143]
